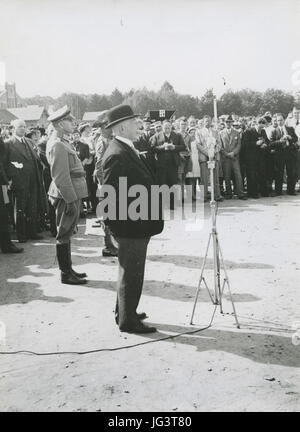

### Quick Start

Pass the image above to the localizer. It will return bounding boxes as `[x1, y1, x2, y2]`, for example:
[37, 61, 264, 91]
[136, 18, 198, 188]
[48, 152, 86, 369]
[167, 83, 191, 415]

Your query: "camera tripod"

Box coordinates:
[190, 159, 240, 328]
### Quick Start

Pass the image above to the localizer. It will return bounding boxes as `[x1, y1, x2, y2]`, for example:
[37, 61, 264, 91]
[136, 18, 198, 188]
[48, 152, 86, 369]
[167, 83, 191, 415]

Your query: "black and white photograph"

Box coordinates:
[0, 0, 299, 415]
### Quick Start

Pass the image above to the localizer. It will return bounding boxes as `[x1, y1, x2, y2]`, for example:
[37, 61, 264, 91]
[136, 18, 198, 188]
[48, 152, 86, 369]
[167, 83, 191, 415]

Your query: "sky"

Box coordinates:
[0, 0, 300, 98]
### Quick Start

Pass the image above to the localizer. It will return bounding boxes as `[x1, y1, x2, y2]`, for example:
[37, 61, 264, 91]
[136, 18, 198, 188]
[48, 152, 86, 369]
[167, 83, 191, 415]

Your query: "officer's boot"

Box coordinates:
[67, 241, 87, 279]
[56, 243, 87, 285]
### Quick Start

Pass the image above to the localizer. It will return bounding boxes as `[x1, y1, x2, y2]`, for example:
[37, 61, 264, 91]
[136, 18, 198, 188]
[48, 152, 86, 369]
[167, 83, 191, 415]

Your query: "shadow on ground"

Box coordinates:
[143, 322, 300, 368]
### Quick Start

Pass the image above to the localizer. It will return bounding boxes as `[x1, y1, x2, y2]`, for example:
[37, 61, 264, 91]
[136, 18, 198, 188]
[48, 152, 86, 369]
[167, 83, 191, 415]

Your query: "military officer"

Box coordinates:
[46, 106, 88, 285]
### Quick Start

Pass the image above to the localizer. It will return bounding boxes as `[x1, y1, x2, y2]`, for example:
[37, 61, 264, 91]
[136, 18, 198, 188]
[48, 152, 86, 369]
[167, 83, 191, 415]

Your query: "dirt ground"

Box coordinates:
[0, 194, 299, 412]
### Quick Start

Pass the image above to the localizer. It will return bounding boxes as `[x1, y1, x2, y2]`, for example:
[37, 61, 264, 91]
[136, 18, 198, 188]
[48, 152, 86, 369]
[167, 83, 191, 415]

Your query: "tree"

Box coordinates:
[219, 90, 243, 116]
[198, 89, 215, 117]
[110, 88, 123, 106]
[260, 89, 295, 116]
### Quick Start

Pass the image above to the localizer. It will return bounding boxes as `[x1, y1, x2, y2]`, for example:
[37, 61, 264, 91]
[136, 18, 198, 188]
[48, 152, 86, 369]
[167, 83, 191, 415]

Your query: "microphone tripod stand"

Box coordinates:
[190, 157, 240, 328]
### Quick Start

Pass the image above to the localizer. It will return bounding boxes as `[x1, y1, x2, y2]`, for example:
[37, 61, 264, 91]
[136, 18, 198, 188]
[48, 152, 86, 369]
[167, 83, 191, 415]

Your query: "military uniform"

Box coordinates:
[47, 133, 88, 243]
[47, 106, 88, 285]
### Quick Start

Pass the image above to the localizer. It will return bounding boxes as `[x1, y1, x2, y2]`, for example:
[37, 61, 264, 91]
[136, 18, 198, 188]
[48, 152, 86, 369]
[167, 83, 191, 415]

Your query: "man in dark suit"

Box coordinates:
[150, 120, 186, 208]
[0, 135, 23, 254]
[101, 104, 164, 334]
[6, 119, 46, 242]
[242, 117, 270, 198]
[150, 120, 186, 186]
[270, 113, 299, 195]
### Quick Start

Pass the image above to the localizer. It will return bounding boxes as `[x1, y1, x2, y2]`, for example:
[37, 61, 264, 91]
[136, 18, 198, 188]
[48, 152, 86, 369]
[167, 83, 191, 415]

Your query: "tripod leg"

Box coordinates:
[218, 241, 240, 329]
[203, 278, 214, 303]
[216, 236, 223, 312]
[190, 233, 212, 324]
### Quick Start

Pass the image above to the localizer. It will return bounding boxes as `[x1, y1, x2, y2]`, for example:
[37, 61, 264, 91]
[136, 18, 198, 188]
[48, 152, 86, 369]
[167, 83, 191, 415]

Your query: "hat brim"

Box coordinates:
[105, 114, 140, 129]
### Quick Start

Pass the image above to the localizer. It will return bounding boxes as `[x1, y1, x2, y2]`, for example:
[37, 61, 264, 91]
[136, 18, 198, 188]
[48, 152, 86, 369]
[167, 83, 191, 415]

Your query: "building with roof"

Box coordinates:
[0, 109, 18, 125]
[82, 111, 103, 123]
[7, 105, 49, 128]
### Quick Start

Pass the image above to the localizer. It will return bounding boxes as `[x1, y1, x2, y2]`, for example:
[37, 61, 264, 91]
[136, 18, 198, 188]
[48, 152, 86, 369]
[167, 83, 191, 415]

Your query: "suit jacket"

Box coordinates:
[101, 137, 164, 239]
[6, 136, 48, 212]
[46, 133, 88, 204]
[6, 136, 40, 190]
[150, 131, 186, 168]
[196, 127, 221, 162]
[241, 128, 270, 165]
[219, 128, 241, 158]
[94, 136, 111, 185]
[134, 134, 157, 173]
[270, 125, 298, 153]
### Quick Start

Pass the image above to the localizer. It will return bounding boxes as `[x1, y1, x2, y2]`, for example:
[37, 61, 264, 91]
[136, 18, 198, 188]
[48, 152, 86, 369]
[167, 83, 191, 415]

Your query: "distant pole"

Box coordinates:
[213, 94, 218, 125]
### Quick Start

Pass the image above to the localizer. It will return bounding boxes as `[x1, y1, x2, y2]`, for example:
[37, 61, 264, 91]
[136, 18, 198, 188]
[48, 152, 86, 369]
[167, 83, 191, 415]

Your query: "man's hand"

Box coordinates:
[227, 152, 234, 158]
[65, 202, 77, 216]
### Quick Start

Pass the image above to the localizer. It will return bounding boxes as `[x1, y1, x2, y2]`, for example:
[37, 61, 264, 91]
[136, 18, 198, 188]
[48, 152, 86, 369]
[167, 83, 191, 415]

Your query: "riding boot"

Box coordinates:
[56, 243, 87, 285]
[67, 241, 87, 279]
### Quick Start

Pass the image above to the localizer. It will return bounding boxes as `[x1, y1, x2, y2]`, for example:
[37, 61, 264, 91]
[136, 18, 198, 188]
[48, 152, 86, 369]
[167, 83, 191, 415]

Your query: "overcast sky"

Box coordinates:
[0, 0, 299, 98]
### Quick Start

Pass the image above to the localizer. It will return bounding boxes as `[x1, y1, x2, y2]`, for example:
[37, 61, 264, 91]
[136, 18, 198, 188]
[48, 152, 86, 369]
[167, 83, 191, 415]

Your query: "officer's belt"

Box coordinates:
[70, 171, 85, 178]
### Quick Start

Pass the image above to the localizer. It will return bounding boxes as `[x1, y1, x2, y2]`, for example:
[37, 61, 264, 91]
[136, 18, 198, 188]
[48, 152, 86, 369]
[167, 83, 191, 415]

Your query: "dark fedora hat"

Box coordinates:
[105, 104, 140, 129]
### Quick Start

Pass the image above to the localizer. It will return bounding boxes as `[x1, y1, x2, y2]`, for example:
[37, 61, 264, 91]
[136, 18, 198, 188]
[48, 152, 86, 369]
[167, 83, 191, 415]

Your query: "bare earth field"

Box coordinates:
[0, 194, 299, 412]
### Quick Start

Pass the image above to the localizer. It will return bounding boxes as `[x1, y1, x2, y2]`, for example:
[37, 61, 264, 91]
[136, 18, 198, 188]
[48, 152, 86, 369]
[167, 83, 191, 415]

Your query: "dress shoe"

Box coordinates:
[216, 196, 224, 202]
[287, 192, 296, 196]
[29, 234, 43, 240]
[102, 248, 118, 257]
[61, 271, 87, 285]
[18, 238, 27, 243]
[119, 322, 157, 334]
[238, 196, 248, 200]
[2, 244, 24, 254]
[71, 269, 87, 278]
[249, 195, 259, 199]
[115, 312, 148, 325]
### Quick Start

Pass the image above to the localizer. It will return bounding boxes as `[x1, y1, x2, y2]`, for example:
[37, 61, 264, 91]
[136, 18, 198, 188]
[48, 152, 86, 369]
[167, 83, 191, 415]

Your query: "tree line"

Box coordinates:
[23, 81, 300, 120]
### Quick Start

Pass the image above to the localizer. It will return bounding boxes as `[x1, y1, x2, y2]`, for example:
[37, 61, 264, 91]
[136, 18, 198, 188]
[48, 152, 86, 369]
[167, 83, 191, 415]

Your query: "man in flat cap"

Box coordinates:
[101, 104, 164, 334]
[47, 106, 88, 285]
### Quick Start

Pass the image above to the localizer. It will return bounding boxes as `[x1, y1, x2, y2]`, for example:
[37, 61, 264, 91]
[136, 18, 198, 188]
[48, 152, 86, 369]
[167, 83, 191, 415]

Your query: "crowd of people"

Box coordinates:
[0, 107, 300, 256]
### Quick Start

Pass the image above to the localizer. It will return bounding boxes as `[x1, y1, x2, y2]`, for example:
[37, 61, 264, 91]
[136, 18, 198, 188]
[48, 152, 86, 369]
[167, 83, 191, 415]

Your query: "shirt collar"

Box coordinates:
[116, 135, 134, 148]
[14, 134, 24, 143]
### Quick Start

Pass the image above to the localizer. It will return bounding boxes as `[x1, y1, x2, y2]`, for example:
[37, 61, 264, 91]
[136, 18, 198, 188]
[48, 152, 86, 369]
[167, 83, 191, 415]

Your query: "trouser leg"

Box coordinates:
[223, 159, 233, 196]
[14, 190, 27, 241]
[274, 154, 284, 194]
[232, 158, 244, 197]
[285, 153, 297, 194]
[200, 162, 209, 199]
[115, 237, 150, 329]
